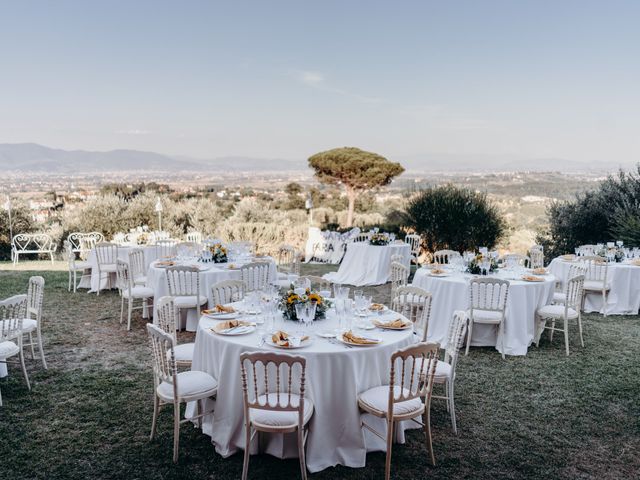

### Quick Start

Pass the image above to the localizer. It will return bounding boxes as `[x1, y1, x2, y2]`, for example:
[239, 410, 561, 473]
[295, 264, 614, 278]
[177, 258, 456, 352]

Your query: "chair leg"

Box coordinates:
[68, 270, 72, 292]
[37, 328, 47, 369]
[28, 332, 35, 359]
[242, 423, 251, 480]
[577, 312, 584, 347]
[500, 322, 505, 360]
[602, 290, 607, 317]
[448, 380, 457, 435]
[385, 418, 395, 480]
[120, 297, 125, 324]
[549, 319, 555, 343]
[464, 321, 473, 356]
[297, 426, 308, 480]
[150, 393, 160, 440]
[96, 271, 101, 296]
[19, 349, 31, 391]
[564, 317, 570, 356]
[423, 403, 436, 466]
[172, 401, 181, 463]
[127, 299, 133, 331]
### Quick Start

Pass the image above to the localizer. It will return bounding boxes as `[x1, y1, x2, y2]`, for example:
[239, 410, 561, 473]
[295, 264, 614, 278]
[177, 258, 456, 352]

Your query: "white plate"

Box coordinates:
[203, 312, 240, 320]
[429, 272, 449, 277]
[212, 324, 256, 336]
[267, 336, 313, 349]
[316, 330, 336, 338]
[368, 304, 388, 313]
[374, 320, 412, 330]
[338, 334, 381, 347]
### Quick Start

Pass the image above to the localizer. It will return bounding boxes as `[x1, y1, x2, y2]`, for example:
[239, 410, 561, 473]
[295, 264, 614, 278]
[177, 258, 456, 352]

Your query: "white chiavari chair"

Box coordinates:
[297, 275, 332, 293]
[529, 245, 544, 269]
[404, 234, 421, 263]
[553, 262, 586, 305]
[156, 239, 178, 259]
[241, 262, 271, 292]
[0, 295, 30, 406]
[165, 266, 206, 329]
[95, 242, 118, 295]
[465, 277, 510, 359]
[147, 323, 217, 462]
[128, 248, 147, 287]
[116, 260, 154, 331]
[358, 342, 440, 479]
[64, 240, 91, 292]
[578, 255, 610, 316]
[211, 280, 246, 306]
[391, 286, 432, 341]
[240, 351, 313, 480]
[20, 276, 46, 369]
[155, 297, 193, 368]
[389, 261, 410, 299]
[536, 274, 585, 356]
[502, 253, 530, 268]
[185, 231, 203, 244]
[433, 250, 461, 265]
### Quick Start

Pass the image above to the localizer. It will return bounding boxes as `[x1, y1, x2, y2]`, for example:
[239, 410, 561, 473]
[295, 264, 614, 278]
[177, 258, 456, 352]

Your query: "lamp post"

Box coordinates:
[305, 194, 314, 225]
[3, 195, 13, 243]
[155, 197, 163, 231]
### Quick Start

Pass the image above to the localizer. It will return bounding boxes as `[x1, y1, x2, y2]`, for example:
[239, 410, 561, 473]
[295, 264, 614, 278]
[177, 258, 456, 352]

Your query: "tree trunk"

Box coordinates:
[345, 187, 357, 227]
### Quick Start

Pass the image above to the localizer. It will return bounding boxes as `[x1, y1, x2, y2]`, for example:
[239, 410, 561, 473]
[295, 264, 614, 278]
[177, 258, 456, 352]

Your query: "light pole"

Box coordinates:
[155, 197, 163, 231]
[3, 195, 13, 243]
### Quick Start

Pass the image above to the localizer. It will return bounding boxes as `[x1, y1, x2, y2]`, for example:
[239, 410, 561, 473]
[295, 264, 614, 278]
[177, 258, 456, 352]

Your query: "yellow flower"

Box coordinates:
[308, 293, 322, 305]
[287, 294, 299, 304]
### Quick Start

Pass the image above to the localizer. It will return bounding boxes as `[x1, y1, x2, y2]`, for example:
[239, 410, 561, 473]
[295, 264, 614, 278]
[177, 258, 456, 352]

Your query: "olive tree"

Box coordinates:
[308, 147, 404, 227]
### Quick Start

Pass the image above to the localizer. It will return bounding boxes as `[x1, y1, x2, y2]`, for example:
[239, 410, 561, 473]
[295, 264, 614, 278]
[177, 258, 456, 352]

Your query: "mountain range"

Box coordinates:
[0, 143, 632, 174]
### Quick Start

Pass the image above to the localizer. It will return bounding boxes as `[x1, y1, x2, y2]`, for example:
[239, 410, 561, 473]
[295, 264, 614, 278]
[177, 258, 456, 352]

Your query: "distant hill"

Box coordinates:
[0, 143, 306, 173]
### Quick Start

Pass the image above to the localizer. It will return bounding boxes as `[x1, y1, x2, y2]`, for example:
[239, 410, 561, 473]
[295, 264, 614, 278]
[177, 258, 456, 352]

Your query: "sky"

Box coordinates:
[0, 0, 639, 164]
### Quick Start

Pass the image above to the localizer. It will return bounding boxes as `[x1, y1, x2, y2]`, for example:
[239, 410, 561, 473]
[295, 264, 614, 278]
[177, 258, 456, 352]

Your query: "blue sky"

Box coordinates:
[0, 0, 639, 164]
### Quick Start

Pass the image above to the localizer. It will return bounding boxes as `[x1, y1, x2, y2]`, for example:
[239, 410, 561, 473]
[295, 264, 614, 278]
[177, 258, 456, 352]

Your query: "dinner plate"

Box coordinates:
[429, 272, 449, 277]
[267, 336, 313, 349]
[338, 334, 382, 347]
[373, 320, 412, 330]
[521, 276, 544, 282]
[211, 324, 255, 335]
[368, 304, 388, 313]
[203, 312, 239, 320]
[316, 330, 336, 338]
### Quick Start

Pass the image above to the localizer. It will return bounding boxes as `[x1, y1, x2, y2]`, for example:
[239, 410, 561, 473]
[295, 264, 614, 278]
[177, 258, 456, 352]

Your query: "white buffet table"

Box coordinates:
[412, 268, 555, 356]
[549, 257, 640, 315]
[190, 311, 416, 472]
[323, 242, 411, 286]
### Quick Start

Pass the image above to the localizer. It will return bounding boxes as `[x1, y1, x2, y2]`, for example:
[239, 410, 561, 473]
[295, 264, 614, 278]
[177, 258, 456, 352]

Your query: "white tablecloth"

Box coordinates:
[549, 257, 640, 315]
[190, 312, 417, 473]
[412, 269, 556, 356]
[324, 243, 411, 286]
[146, 259, 277, 331]
[79, 245, 158, 292]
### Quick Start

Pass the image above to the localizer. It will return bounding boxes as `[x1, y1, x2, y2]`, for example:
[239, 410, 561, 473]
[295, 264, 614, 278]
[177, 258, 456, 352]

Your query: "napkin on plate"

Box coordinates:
[532, 267, 547, 275]
[342, 330, 380, 345]
[376, 318, 409, 329]
[369, 303, 386, 312]
[271, 330, 308, 347]
[522, 275, 544, 282]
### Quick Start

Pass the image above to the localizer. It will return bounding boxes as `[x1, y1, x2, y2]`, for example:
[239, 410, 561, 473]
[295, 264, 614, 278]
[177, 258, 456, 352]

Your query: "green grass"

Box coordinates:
[0, 266, 638, 479]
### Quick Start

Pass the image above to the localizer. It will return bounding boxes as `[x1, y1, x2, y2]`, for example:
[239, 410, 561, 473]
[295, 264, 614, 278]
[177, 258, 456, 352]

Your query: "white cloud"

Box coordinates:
[292, 69, 383, 104]
[299, 71, 325, 87]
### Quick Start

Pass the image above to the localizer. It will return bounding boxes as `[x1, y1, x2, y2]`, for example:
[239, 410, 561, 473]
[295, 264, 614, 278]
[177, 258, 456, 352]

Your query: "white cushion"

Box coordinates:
[174, 296, 207, 308]
[433, 361, 452, 382]
[249, 393, 314, 429]
[358, 385, 424, 417]
[74, 261, 91, 270]
[470, 309, 503, 324]
[537, 304, 579, 320]
[134, 276, 147, 286]
[584, 280, 610, 291]
[156, 370, 218, 402]
[0, 319, 36, 335]
[0, 340, 19, 358]
[99, 264, 117, 272]
[553, 292, 567, 304]
[122, 286, 154, 299]
[173, 342, 194, 363]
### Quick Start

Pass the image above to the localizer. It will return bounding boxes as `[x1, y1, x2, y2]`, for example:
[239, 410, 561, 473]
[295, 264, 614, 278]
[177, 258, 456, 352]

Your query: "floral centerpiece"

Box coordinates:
[279, 288, 329, 321]
[466, 253, 499, 275]
[136, 232, 150, 245]
[207, 243, 228, 263]
[369, 233, 390, 246]
[597, 246, 625, 263]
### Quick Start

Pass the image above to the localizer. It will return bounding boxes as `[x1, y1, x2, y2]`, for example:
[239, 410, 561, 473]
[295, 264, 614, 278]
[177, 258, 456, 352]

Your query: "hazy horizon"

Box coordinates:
[1, 1, 639, 165]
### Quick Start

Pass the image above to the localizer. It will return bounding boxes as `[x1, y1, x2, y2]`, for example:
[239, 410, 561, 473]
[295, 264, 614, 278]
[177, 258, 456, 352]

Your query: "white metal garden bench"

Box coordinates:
[11, 233, 57, 265]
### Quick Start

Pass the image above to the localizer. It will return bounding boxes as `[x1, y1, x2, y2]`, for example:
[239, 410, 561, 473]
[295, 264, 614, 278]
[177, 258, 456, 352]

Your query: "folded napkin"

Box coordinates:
[155, 260, 175, 267]
[369, 303, 386, 312]
[271, 330, 309, 347]
[431, 268, 445, 275]
[522, 275, 544, 282]
[632, 259, 640, 267]
[375, 318, 409, 329]
[342, 330, 380, 345]
[215, 304, 235, 313]
[561, 254, 575, 260]
[532, 267, 547, 275]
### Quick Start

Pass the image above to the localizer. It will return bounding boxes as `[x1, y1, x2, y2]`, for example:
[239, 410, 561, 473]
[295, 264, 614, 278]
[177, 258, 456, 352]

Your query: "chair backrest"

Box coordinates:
[404, 234, 421, 255]
[529, 245, 544, 268]
[86, 231, 104, 245]
[95, 242, 118, 266]
[185, 231, 203, 244]
[297, 275, 332, 293]
[390, 253, 404, 264]
[567, 262, 587, 279]
[26, 276, 45, 322]
[155, 296, 179, 343]
[390, 261, 410, 297]
[444, 311, 469, 369]
[391, 286, 432, 341]
[211, 280, 246, 305]
[11, 233, 54, 252]
[146, 323, 177, 389]
[128, 248, 146, 282]
[156, 239, 178, 258]
[0, 295, 27, 342]
[116, 260, 133, 295]
[578, 255, 608, 284]
[469, 278, 509, 314]
[240, 351, 307, 423]
[433, 250, 461, 265]
[277, 245, 301, 276]
[241, 262, 271, 292]
[565, 274, 585, 311]
[166, 265, 200, 297]
[388, 342, 439, 408]
[503, 253, 531, 268]
[112, 233, 127, 245]
[67, 232, 84, 252]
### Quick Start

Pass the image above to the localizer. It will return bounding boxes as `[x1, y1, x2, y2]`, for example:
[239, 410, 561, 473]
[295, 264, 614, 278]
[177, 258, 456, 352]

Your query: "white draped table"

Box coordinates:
[79, 245, 158, 292]
[190, 312, 417, 472]
[549, 257, 640, 315]
[324, 243, 411, 286]
[412, 268, 556, 356]
[146, 259, 277, 331]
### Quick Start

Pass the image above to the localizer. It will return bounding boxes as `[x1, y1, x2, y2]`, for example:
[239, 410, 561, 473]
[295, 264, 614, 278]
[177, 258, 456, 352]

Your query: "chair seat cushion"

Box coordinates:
[584, 280, 610, 291]
[134, 276, 147, 286]
[553, 291, 567, 304]
[0, 340, 19, 358]
[537, 304, 579, 319]
[249, 393, 314, 429]
[122, 286, 154, 299]
[20, 318, 37, 333]
[99, 264, 117, 272]
[358, 385, 424, 417]
[156, 370, 218, 402]
[433, 361, 452, 382]
[469, 309, 503, 324]
[74, 261, 91, 270]
[173, 342, 195, 363]
[174, 296, 207, 308]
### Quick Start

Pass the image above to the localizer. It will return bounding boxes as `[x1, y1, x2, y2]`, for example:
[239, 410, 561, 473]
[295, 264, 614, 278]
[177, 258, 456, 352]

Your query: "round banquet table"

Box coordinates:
[412, 268, 556, 356]
[79, 245, 159, 292]
[146, 259, 277, 331]
[189, 312, 418, 473]
[549, 257, 640, 315]
[323, 242, 411, 286]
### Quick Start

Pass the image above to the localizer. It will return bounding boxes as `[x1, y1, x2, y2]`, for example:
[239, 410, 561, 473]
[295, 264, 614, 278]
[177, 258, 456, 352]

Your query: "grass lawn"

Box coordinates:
[0, 263, 638, 479]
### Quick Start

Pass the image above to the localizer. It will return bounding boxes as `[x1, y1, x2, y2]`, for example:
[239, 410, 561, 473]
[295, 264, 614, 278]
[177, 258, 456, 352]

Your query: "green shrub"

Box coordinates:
[403, 185, 506, 252]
